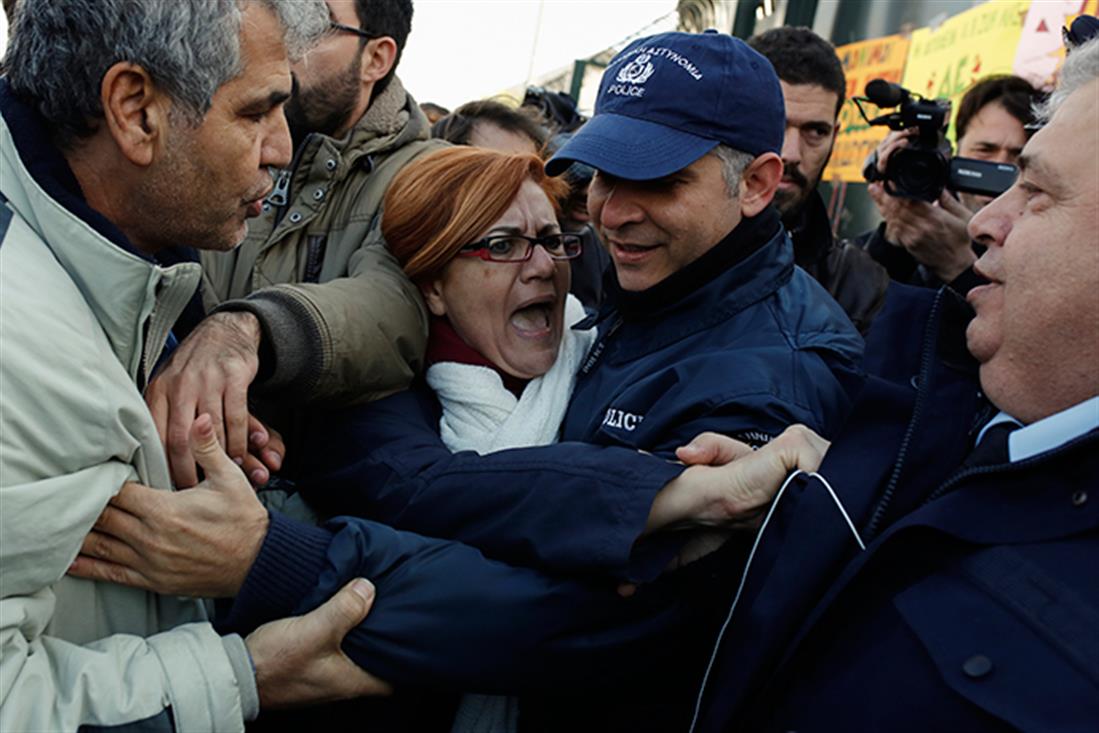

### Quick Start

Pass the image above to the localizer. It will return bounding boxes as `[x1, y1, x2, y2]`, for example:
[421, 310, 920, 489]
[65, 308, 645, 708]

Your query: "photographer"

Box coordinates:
[861, 75, 1040, 289]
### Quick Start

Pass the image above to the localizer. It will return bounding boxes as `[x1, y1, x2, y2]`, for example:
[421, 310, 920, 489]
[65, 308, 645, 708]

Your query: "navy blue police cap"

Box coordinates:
[547, 30, 785, 180]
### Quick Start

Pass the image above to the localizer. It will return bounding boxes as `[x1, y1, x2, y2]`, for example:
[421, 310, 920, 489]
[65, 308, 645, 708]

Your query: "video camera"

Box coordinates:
[856, 80, 1018, 202]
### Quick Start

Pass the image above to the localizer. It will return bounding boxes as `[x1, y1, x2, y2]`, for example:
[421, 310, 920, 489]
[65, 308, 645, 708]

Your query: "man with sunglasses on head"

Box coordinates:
[148, 0, 445, 489]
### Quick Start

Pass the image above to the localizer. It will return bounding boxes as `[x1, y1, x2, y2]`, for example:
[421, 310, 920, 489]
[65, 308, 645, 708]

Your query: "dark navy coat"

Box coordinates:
[222, 509, 695, 691]
[692, 284, 1099, 732]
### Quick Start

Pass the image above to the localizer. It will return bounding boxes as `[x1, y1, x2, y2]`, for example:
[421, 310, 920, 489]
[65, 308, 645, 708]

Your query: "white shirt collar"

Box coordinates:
[977, 396, 1099, 462]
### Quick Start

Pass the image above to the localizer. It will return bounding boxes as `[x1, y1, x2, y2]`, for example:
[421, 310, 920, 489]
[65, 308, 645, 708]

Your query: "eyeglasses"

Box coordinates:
[458, 233, 583, 263]
[329, 21, 384, 41]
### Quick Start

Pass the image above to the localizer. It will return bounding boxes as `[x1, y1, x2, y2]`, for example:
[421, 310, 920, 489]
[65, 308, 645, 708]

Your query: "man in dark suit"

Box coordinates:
[686, 34, 1099, 733]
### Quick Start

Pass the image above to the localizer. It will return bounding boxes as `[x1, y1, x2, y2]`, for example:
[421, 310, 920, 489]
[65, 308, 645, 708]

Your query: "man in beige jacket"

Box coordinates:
[0, 2, 385, 730]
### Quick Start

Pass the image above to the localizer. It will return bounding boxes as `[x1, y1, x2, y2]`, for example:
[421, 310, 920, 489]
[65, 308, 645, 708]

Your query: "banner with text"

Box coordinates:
[818, 0, 1097, 185]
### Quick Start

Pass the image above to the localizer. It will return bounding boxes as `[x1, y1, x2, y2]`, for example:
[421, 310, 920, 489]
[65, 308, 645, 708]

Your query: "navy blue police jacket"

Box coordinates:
[560, 207, 864, 454]
[519, 210, 864, 730]
[690, 283, 1099, 733]
[287, 384, 686, 582]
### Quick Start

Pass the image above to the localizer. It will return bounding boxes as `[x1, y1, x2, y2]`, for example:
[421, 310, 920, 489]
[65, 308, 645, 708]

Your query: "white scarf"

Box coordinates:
[427, 294, 595, 454]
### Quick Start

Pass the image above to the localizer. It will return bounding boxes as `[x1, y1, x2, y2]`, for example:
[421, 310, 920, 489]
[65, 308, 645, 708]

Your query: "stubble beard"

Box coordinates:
[285, 50, 363, 144]
[135, 125, 240, 253]
[775, 171, 819, 224]
[777, 146, 833, 225]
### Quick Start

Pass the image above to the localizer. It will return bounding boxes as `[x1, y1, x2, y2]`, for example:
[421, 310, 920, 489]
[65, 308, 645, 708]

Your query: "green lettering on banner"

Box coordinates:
[941, 55, 971, 98]
[925, 28, 957, 55]
[839, 102, 869, 135]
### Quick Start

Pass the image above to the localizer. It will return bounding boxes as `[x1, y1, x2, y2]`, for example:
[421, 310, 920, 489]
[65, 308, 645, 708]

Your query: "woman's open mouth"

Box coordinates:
[510, 300, 554, 338]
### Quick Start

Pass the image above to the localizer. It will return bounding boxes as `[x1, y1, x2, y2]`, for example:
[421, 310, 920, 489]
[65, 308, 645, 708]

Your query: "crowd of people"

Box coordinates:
[0, 0, 1096, 731]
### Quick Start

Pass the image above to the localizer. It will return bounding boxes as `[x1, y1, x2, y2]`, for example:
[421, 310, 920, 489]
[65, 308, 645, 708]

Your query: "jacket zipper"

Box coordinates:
[269, 134, 313, 227]
[303, 235, 327, 283]
[686, 470, 866, 733]
[139, 312, 155, 391]
[267, 169, 291, 208]
[863, 289, 946, 541]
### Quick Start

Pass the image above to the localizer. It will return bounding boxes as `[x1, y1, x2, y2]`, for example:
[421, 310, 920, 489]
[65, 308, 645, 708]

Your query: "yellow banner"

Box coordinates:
[823, 34, 911, 183]
[902, 0, 1031, 143]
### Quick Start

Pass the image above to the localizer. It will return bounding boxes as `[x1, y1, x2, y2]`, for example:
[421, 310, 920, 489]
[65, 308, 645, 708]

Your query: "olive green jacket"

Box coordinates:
[202, 77, 446, 405]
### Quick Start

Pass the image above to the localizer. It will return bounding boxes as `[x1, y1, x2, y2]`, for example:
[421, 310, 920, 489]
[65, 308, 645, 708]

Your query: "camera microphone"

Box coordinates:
[864, 79, 906, 108]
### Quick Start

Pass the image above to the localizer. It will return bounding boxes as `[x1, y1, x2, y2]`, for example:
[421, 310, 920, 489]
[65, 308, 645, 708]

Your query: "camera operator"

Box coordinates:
[861, 75, 1041, 290]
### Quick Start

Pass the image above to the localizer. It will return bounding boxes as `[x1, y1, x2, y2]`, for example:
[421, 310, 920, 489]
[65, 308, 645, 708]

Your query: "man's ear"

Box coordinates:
[419, 278, 448, 317]
[738, 152, 783, 217]
[100, 62, 171, 167]
[360, 37, 398, 85]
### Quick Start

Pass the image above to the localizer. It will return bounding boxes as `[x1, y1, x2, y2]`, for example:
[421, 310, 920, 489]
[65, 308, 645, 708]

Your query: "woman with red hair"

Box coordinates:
[384, 146, 592, 453]
[381, 144, 595, 733]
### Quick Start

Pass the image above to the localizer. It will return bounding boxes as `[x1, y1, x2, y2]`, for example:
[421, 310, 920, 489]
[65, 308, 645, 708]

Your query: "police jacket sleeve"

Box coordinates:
[293, 388, 685, 581]
[219, 512, 686, 694]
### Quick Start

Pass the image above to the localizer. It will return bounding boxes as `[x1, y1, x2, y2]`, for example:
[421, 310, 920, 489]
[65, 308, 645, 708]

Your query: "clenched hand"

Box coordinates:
[870, 129, 976, 283]
[868, 182, 975, 282]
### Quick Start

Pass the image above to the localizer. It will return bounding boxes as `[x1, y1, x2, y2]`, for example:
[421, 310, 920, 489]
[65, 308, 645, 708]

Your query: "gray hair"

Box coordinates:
[1039, 36, 1099, 123]
[712, 144, 755, 198]
[5, 0, 328, 147]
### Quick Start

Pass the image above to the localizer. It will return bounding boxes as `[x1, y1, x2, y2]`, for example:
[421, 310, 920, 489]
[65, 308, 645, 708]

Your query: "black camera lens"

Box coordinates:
[886, 147, 950, 202]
